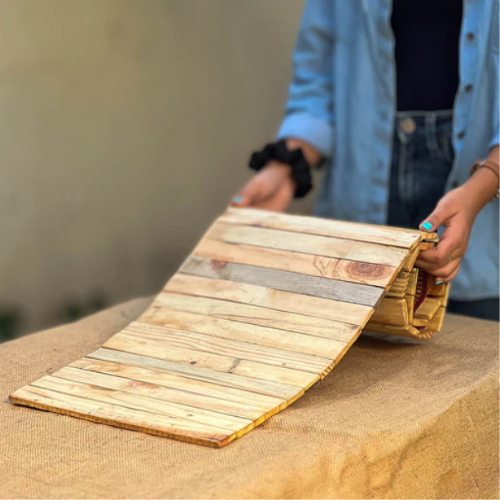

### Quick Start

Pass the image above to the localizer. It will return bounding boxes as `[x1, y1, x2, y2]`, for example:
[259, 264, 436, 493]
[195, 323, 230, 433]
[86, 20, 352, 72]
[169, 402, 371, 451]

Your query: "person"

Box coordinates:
[231, 0, 500, 321]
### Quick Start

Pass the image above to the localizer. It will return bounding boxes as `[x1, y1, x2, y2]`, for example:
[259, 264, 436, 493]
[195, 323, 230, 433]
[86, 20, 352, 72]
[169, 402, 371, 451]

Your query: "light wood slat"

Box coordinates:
[426, 307, 446, 332]
[138, 308, 347, 359]
[71, 358, 285, 412]
[10, 386, 235, 447]
[164, 274, 373, 326]
[401, 247, 420, 272]
[194, 238, 396, 287]
[32, 376, 251, 432]
[412, 316, 429, 327]
[53, 366, 277, 422]
[208, 223, 409, 268]
[125, 321, 333, 374]
[427, 279, 447, 298]
[363, 322, 424, 339]
[89, 348, 302, 401]
[104, 330, 321, 389]
[408, 269, 419, 296]
[221, 207, 421, 249]
[180, 256, 385, 307]
[368, 298, 409, 326]
[415, 298, 441, 320]
[405, 295, 415, 324]
[152, 292, 358, 343]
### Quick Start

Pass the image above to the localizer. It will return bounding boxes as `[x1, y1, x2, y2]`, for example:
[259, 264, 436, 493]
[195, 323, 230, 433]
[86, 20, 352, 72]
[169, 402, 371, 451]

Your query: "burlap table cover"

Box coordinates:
[1, 297, 498, 499]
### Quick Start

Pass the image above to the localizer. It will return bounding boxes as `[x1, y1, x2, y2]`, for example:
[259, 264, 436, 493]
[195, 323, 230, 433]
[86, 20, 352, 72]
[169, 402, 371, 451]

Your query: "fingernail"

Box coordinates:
[435, 280, 443, 285]
[421, 222, 433, 231]
[233, 196, 243, 204]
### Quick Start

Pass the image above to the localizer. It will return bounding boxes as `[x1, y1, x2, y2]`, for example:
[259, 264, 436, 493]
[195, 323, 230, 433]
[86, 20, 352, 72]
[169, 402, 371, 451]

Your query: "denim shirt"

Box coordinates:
[278, 0, 499, 301]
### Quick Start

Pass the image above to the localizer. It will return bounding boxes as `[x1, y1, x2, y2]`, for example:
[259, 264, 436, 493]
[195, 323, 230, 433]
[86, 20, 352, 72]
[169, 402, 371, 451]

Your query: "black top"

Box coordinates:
[391, 0, 463, 111]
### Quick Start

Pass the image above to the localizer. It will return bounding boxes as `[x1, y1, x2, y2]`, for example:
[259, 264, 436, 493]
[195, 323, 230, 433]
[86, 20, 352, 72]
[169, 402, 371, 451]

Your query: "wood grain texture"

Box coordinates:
[10, 207, 449, 447]
[220, 207, 422, 249]
[180, 256, 385, 307]
[138, 308, 347, 359]
[89, 348, 302, 400]
[104, 328, 320, 388]
[208, 223, 408, 267]
[9, 386, 236, 447]
[149, 293, 359, 343]
[194, 238, 396, 287]
[164, 274, 374, 326]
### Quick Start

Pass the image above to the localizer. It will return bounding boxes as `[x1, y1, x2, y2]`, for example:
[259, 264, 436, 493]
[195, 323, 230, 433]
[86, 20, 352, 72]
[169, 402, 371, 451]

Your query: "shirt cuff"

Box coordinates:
[277, 112, 334, 158]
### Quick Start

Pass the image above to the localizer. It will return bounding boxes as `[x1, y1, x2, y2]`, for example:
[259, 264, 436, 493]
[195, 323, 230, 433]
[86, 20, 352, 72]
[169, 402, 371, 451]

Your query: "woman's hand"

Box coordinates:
[416, 187, 477, 283]
[417, 153, 499, 284]
[230, 139, 321, 212]
[230, 162, 295, 212]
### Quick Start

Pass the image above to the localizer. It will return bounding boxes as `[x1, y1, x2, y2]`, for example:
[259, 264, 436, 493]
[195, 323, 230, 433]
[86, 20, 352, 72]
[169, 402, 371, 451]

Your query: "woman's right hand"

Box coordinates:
[230, 162, 295, 212]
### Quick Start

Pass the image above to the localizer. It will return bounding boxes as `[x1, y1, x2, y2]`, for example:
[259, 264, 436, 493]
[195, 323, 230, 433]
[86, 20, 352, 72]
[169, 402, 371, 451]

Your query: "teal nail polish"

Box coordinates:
[435, 280, 443, 285]
[422, 222, 433, 231]
[233, 196, 242, 203]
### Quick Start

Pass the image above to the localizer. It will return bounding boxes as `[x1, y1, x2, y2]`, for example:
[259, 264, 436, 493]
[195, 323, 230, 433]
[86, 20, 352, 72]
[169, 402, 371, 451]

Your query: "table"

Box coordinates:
[1, 298, 498, 499]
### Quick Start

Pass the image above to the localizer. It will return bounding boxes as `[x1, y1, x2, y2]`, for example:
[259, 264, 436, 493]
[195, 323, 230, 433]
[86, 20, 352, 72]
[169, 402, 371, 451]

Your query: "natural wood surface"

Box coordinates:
[10, 207, 449, 447]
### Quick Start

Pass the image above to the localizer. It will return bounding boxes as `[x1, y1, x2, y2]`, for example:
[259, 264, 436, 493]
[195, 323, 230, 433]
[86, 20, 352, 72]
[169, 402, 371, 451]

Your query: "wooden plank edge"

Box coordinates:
[9, 389, 235, 448]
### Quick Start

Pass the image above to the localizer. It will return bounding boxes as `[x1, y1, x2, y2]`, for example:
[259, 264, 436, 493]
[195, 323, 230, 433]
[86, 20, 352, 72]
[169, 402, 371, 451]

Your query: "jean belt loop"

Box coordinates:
[425, 112, 439, 154]
[396, 112, 410, 144]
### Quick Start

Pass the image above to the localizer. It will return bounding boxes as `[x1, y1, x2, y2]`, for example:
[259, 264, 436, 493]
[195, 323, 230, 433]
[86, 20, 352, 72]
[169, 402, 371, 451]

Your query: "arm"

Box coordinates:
[416, 146, 500, 283]
[232, 0, 333, 210]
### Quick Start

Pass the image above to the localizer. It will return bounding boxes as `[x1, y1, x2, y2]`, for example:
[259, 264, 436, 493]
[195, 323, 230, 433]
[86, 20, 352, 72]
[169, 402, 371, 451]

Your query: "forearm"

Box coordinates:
[461, 146, 499, 215]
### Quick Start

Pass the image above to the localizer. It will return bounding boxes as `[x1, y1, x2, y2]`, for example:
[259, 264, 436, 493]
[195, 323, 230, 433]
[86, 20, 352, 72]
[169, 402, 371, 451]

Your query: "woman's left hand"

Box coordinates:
[415, 186, 478, 284]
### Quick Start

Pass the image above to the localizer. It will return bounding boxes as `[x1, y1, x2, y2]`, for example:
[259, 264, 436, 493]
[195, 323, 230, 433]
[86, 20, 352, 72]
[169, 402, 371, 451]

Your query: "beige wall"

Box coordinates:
[0, 0, 309, 335]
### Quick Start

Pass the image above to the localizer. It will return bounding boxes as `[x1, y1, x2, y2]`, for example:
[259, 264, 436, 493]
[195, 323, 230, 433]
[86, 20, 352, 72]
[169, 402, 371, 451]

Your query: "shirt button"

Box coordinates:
[466, 32, 475, 42]
[457, 131, 466, 139]
[464, 84, 473, 93]
[451, 181, 460, 189]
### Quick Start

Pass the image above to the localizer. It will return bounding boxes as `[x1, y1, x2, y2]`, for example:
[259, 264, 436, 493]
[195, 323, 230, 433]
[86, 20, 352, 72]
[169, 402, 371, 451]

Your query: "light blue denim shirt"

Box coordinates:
[278, 0, 499, 301]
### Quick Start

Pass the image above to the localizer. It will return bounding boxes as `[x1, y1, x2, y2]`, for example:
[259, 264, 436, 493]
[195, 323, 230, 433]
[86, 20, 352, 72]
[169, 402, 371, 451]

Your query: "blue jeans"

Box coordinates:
[387, 111, 499, 321]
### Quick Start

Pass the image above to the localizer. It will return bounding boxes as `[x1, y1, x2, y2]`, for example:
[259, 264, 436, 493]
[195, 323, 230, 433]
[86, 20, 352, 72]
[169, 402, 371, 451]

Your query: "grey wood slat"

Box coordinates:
[179, 256, 384, 308]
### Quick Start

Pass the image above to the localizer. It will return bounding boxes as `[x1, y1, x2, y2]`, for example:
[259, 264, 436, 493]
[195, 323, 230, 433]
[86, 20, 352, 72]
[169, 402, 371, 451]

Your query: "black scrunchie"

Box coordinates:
[249, 140, 313, 198]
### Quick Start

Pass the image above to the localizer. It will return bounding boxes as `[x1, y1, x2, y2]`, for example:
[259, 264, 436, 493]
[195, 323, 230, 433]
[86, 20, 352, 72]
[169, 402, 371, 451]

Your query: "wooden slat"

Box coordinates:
[408, 269, 419, 296]
[104, 329, 321, 389]
[220, 207, 421, 249]
[10, 386, 235, 447]
[53, 366, 278, 422]
[180, 256, 385, 307]
[368, 297, 409, 326]
[426, 307, 446, 332]
[194, 237, 397, 287]
[208, 223, 409, 268]
[70, 358, 286, 411]
[164, 274, 373, 326]
[125, 321, 333, 374]
[401, 247, 420, 272]
[363, 322, 425, 339]
[151, 293, 359, 343]
[415, 298, 441, 320]
[138, 308, 346, 359]
[89, 348, 302, 401]
[32, 376, 251, 432]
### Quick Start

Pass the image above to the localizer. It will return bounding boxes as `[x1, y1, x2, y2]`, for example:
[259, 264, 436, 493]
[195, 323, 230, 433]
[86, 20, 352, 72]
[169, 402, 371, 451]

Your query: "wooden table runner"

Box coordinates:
[10, 208, 448, 447]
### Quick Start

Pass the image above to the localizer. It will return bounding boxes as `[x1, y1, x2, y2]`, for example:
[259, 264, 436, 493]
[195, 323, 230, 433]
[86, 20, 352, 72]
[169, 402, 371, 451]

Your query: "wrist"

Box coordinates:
[461, 169, 498, 214]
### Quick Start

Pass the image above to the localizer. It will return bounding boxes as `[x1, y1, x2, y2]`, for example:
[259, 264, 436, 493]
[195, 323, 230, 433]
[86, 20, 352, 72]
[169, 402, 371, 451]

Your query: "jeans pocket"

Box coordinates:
[439, 133, 455, 164]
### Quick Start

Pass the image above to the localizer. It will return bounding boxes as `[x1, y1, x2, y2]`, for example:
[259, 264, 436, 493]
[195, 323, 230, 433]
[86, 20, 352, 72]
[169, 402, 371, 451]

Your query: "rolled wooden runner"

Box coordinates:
[10, 208, 449, 447]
